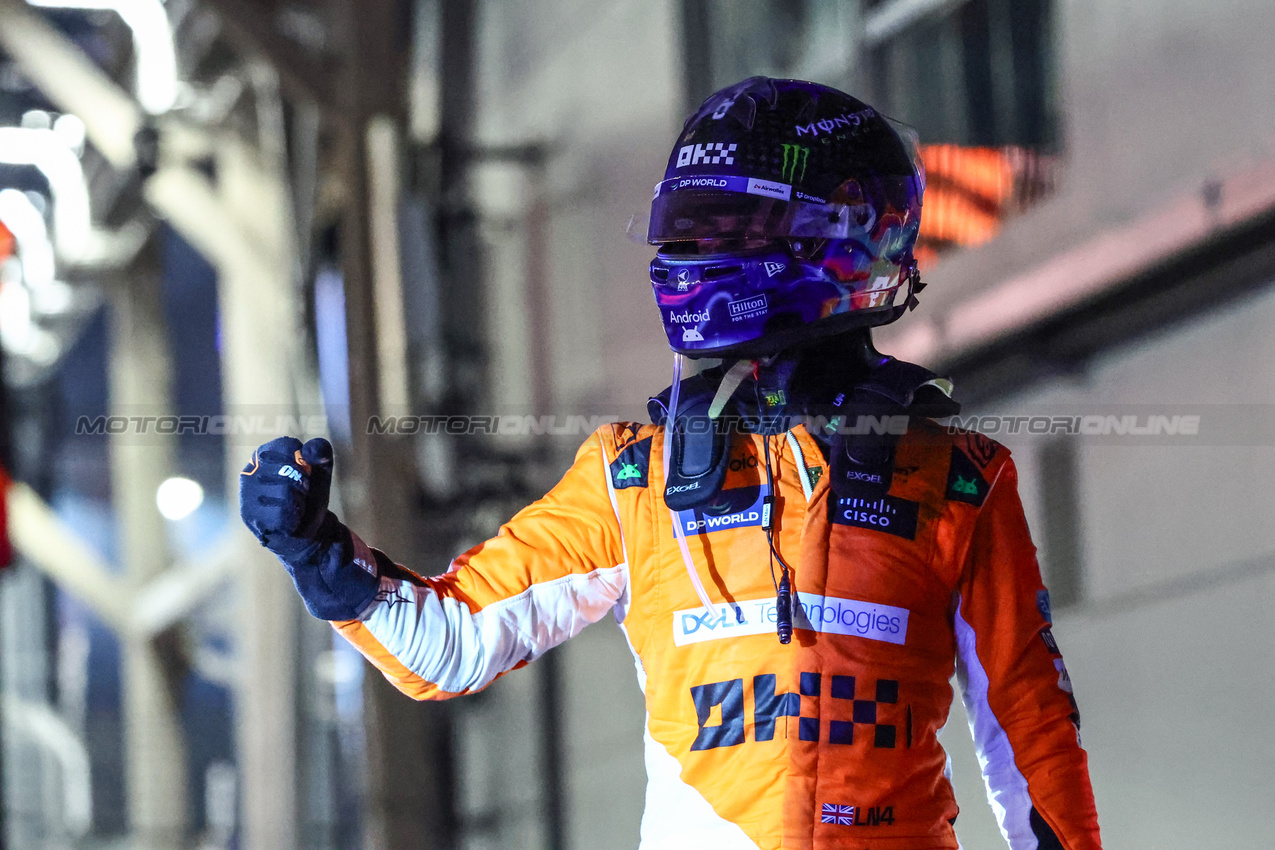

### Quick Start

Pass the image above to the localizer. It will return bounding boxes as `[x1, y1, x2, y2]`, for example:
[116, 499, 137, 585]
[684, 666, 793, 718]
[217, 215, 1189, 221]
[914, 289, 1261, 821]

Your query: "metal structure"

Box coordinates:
[0, 0, 444, 846]
[0, 0, 561, 846]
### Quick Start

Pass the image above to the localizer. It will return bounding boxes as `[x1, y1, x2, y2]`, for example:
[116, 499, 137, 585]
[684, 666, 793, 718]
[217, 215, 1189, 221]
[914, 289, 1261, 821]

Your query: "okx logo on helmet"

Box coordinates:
[648, 77, 926, 358]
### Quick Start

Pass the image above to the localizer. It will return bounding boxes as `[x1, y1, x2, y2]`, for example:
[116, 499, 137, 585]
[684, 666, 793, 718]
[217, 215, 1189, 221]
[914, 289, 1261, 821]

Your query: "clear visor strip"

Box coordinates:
[707, 360, 753, 421]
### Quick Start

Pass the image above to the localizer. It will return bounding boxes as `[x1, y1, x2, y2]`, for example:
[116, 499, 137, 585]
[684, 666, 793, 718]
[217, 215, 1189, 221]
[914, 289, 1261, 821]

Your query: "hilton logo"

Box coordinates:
[728, 295, 768, 321]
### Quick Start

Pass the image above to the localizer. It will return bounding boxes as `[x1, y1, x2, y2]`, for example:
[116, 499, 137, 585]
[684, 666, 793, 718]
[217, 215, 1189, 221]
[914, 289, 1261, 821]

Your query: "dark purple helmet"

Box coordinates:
[648, 77, 925, 358]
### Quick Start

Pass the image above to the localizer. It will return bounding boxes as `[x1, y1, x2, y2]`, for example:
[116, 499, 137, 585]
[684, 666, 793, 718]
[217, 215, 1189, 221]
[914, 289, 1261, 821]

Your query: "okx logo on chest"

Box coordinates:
[690, 672, 903, 751]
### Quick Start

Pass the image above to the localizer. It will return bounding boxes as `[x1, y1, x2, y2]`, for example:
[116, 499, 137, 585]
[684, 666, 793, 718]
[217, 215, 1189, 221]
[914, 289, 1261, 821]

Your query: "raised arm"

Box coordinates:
[240, 432, 628, 701]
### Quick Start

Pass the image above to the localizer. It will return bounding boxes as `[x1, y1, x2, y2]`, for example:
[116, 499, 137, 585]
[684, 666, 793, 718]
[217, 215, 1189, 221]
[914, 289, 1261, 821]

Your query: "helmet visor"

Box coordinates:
[647, 173, 922, 244]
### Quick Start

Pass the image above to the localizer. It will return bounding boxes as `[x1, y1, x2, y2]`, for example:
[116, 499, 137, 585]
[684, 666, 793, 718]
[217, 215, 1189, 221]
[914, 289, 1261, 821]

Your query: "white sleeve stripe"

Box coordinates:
[365, 564, 626, 694]
[954, 599, 1038, 850]
[601, 438, 633, 623]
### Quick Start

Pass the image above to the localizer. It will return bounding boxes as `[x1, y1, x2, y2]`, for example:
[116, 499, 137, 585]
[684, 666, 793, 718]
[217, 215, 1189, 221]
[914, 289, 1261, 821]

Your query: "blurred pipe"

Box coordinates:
[536, 652, 567, 850]
[8, 478, 247, 640]
[0, 128, 91, 262]
[130, 537, 243, 639]
[28, 0, 178, 114]
[1038, 438, 1083, 608]
[367, 116, 411, 413]
[678, 0, 713, 115]
[523, 166, 567, 850]
[0, 190, 55, 290]
[107, 237, 187, 849]
[199, 0, 337, 112]
[6, 481, 127, 631]
[0, 189, 74, 318]
[2, 696, 93, 837]
[0, 0, 141, 168]
[862, 0, 967, 46]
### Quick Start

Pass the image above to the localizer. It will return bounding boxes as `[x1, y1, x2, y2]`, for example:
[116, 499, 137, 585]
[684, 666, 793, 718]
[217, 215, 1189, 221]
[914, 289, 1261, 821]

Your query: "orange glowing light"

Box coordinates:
[916, 144, 1057, 268]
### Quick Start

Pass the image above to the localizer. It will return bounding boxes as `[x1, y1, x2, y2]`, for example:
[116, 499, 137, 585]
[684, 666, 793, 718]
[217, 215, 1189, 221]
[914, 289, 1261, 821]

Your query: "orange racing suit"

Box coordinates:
[335, 420, 1102, 849]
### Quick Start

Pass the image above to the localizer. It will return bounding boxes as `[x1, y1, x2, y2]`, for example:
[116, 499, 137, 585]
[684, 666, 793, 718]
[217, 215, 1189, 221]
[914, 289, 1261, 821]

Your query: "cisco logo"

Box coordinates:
[831, 496, 919, 540]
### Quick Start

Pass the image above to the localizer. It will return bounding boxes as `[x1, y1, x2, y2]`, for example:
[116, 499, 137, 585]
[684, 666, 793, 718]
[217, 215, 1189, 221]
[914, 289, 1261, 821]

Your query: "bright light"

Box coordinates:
[156, 477, 204, 521]
[0, 189, 55, 290]
[0, 263, 61, 365]
[29, 0, 178, 114]
[20, 110, 51, 130]
[0, 189, 72, 315]
[0, 189, 74, 314]
[52, 114, 86, 156]
[0, 128, 90, 262]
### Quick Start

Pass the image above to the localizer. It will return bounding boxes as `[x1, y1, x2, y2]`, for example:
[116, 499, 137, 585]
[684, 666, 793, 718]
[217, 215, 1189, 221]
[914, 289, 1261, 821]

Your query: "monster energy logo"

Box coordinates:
[781, 144, 809, 182]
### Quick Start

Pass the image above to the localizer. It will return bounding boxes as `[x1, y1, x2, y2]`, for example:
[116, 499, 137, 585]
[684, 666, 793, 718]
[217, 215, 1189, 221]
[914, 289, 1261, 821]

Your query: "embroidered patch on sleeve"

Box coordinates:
[609, 437, 652, 489]
[945, 446, 989, 506]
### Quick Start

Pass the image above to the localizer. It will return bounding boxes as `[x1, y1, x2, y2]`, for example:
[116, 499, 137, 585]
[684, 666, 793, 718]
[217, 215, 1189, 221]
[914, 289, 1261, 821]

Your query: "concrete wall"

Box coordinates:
[877, 0, 1275, 354]
[945, 278, 1275, 846]
[474, 0, 683, 423]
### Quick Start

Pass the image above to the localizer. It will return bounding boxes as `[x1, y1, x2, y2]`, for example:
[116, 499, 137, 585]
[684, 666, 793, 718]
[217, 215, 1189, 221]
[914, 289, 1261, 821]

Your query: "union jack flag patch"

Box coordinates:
[821, 803, 856, 825]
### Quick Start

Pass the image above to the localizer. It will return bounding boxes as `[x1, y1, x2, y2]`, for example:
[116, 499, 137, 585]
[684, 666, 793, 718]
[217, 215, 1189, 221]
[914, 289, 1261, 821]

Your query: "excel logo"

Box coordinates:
[689, 672, 902, 751]
[780, 144, 809, 182]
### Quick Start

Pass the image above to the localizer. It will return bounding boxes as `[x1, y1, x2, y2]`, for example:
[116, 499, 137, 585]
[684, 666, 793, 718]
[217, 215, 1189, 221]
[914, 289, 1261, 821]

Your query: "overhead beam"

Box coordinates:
[199, 0, 339, 112]
[862, 0, 967, 46]
[0, 0, 141, 168]
[130, 538, 243, 638]
[6, 481, 127, 631]
[9, 481, 245, 638]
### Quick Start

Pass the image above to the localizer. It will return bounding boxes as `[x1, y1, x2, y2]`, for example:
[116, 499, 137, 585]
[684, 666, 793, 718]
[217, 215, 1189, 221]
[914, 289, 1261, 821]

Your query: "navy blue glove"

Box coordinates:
[240, 436, 380, 620]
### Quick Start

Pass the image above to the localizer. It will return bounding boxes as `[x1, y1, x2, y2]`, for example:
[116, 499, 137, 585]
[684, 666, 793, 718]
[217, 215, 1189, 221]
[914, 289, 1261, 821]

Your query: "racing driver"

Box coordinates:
[241, 77, 1103, 849]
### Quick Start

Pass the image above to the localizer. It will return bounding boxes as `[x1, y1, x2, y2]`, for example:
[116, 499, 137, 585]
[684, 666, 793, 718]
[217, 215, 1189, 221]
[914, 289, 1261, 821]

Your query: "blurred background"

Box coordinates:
[0, 0, 1272, 847]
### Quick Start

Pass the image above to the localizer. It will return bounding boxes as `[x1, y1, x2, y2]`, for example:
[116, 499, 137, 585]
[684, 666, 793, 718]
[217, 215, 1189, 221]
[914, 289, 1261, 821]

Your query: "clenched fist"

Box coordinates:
[240, 436, 334, 554]
[240, 436, 380, 620]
